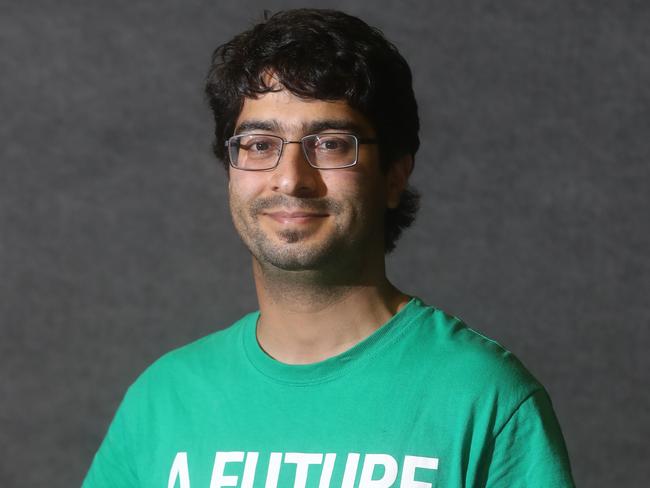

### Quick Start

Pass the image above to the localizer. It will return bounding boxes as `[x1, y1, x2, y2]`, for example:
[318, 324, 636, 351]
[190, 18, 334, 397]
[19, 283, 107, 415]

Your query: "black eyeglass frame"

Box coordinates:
[224, 133, 378, 171]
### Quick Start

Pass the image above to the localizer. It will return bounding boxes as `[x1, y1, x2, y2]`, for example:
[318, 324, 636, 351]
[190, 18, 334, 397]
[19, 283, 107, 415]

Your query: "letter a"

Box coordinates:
[168, 452, 190, 488]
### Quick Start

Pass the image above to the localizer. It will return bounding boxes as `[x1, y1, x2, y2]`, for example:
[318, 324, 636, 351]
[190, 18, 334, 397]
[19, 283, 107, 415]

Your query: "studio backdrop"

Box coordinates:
[1, 1, 648, 487]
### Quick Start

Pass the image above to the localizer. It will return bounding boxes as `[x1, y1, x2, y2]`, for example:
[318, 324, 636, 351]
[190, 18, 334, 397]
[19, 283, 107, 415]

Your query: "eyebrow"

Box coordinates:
[234, 119, 366, 136]
[235, 120, 281, 134]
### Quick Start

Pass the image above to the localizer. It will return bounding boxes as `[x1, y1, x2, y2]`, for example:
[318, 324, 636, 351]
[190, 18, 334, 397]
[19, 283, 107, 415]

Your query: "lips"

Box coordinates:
[263, 210, 329, 224]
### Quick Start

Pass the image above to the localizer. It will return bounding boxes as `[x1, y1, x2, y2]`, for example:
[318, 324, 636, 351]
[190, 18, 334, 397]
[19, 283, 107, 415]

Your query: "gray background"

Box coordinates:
[2, 0, 648, 486]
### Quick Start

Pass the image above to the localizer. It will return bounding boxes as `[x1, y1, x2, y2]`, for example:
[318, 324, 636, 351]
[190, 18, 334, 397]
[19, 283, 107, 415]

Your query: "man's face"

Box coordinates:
[228, 89, 398, 273]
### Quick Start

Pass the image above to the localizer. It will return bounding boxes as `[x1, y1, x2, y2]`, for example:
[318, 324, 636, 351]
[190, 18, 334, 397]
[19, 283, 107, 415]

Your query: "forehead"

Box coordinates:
[235, 89, 374, 135]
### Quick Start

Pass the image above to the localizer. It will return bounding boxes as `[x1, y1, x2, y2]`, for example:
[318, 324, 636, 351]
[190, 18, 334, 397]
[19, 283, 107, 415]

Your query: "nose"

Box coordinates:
[270, 142, 320, 197]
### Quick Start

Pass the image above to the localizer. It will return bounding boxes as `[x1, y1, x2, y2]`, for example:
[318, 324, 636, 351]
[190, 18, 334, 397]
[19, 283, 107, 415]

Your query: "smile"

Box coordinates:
[263, 211, 329, 224]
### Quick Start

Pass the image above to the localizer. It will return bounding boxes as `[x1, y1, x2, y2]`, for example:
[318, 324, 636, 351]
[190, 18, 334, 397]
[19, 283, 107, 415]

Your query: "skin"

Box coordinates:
[228, 88, 413, 364]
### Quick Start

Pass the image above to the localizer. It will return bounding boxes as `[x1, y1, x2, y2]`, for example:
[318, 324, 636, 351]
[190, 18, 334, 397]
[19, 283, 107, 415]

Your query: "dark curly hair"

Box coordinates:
[205, 9, 420, 253]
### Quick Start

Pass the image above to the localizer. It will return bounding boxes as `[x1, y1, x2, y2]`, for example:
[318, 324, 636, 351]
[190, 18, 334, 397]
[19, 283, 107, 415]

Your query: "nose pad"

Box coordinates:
[271, 142, 319, 196]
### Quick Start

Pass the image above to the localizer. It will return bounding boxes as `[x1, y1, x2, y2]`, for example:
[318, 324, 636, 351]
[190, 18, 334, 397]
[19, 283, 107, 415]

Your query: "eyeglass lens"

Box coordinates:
[229, 134, 358, 170]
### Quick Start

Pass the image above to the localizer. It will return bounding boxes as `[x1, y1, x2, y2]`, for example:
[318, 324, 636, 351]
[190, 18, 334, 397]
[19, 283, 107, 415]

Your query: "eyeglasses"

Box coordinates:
[225, 133, 378, 171]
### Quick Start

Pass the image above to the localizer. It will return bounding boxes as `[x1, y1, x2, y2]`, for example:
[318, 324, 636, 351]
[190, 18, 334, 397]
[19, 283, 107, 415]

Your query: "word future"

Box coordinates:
[169, 451, 439, 488]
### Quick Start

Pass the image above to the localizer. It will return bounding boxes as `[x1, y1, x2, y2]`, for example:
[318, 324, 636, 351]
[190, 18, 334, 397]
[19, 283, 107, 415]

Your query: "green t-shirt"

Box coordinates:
[83, 298, 574, 487]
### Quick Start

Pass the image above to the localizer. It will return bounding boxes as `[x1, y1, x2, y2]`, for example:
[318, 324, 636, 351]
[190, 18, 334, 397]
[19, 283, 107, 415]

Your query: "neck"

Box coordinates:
[252, 256, 410, 365]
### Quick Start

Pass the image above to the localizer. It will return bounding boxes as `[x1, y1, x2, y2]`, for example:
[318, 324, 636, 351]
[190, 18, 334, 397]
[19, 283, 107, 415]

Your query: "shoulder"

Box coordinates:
[123, 311, 257, 401]
[406, 298, 544, 404]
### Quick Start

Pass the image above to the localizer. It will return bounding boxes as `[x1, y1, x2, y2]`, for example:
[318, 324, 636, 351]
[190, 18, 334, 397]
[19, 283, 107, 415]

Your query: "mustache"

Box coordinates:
[249, 195, 342, 215]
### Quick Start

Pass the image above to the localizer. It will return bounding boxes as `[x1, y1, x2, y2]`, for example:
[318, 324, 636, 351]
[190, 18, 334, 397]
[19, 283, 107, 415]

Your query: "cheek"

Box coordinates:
[228, 178, 252, 226]
[322, 170, 365, 197]
[229, 173, 261, 206]
[323, 172, 385, 220]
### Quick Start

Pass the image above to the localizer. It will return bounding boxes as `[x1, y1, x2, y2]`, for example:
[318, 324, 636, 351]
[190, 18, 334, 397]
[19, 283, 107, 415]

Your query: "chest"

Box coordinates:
[135, 372, 491, 487]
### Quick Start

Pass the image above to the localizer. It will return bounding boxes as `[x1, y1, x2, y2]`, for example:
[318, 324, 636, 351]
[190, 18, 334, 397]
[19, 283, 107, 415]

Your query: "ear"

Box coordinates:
[386, 154, 414, 209]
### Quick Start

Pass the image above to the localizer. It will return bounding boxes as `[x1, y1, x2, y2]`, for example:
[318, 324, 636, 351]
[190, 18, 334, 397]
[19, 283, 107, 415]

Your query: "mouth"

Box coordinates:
[263, 210, 329, 224]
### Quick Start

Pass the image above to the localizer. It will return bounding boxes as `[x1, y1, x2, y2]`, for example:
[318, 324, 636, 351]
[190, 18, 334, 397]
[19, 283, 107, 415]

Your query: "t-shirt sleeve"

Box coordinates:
[485, 388, 575, 487]
[82, 395, 139, 488]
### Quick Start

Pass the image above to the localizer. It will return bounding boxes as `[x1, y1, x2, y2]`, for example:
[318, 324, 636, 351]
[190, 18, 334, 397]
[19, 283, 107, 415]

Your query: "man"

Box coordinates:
[84, 9, 574, 487]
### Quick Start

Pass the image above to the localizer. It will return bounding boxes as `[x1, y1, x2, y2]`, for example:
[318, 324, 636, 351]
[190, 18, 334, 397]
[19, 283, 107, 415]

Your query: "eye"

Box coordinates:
[315, 135, 351, 153]
[240, 135, 279, 154]
[253, 141, 270, 152]
[323, 139, 341, 150]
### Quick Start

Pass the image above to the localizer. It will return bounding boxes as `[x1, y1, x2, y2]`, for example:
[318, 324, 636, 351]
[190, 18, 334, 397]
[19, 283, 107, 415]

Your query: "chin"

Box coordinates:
[252, 237, 347, 272]
[257, 249, 335, 272]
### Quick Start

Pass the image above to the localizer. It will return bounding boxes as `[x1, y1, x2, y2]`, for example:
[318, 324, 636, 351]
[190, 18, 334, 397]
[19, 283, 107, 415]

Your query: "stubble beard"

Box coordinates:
[230, 194, 351, 272]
